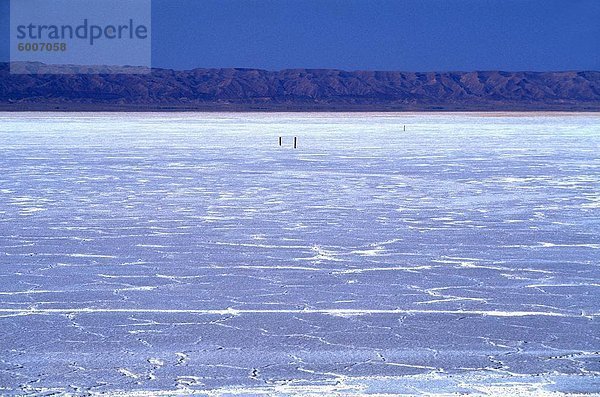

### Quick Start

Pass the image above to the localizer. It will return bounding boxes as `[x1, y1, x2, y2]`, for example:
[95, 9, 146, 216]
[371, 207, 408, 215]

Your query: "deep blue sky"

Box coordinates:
[1, 0, 598, 71]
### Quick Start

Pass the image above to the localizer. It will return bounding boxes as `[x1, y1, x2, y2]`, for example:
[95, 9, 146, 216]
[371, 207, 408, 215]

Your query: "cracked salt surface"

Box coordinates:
[0, 112, 599, 395]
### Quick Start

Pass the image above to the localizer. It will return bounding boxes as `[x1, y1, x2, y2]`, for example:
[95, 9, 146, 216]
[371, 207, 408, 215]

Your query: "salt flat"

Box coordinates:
[0, 112, 598, 395]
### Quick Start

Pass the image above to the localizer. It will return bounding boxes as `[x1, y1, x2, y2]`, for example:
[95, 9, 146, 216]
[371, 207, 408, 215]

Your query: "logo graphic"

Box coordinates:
[10, 0, 151, 74]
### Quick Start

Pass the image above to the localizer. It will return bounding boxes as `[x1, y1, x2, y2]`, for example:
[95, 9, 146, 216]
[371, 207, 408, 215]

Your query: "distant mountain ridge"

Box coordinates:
[1, 62, 599, 111]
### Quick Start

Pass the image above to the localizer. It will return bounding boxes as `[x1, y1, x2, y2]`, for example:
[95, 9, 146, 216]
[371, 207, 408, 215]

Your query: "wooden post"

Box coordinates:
[279, 136, 282, 146]
[293, 137, 297, 148]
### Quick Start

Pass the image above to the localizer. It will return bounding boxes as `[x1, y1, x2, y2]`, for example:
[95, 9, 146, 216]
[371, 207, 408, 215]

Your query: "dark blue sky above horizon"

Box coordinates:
[1, 0, 598, 71]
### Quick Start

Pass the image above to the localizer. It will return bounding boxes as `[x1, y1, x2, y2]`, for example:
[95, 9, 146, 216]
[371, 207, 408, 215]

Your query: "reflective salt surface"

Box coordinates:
[0, 112, 598, 395]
